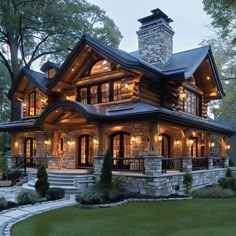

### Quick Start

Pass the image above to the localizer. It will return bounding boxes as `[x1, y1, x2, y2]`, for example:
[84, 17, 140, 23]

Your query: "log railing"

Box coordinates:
[112, 157, 145, 173]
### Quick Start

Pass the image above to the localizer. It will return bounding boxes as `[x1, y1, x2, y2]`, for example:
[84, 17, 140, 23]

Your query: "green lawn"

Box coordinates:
[11, 199, 236, 236]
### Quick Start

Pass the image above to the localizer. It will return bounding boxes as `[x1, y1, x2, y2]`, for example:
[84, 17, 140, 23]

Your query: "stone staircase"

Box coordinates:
[23, 171, 95, 194]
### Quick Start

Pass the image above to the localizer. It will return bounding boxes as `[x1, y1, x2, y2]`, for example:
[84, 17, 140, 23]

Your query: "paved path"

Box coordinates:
[0, 195, 75, 236]
[0, 187, 22, 202]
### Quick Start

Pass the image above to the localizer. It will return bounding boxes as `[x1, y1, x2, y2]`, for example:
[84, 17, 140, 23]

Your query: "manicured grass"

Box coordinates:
[11, 199, 236, 236]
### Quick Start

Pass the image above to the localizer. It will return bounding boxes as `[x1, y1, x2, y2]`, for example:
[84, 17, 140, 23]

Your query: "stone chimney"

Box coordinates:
[137, 8, 174, 68]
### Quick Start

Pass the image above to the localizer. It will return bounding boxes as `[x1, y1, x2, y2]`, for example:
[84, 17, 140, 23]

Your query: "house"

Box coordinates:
[0, 9, 235, 196]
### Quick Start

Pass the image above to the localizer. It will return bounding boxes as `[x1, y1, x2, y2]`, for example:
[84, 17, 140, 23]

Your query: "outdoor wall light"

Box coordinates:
[158, 135, 163, 142]
[180, 92, 186, 99]
[189, 138, 194, 146]
[210, 141, 215, 148]
[175, 139, 180, 146]
[226, 144, 231, 150]
[44, 139, 51, 145]
[125, 83, 129, 89]
[131, 136, 136, 142]
[93, 138, 98, 145]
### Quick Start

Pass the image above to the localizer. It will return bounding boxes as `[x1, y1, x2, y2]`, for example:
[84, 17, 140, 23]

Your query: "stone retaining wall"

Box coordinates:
[117, 168, 226, 197]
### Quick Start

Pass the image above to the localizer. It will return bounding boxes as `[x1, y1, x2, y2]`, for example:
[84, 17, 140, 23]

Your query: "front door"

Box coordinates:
[24, 138, 36, 166]
[78, 135, 93, 167]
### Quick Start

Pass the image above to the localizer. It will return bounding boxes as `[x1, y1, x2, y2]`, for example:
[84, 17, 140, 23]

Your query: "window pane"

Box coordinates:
[90, 85, 98, 104]
[101, 83, 110, 103]
[113, 81, 122, 101]
[90, 60, 111, 75]
[29, 92, 36, 116]
[80, 88, 87, 104]
[183, 89, 199, 115]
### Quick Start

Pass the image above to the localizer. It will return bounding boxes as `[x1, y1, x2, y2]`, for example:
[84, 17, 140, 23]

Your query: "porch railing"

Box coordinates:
[212, 157, 225, 168]
[112, 157, 145, 173]
[192, 157, 209, 170]
[162, 158, 183, 172]
[11, 156, 48, 168]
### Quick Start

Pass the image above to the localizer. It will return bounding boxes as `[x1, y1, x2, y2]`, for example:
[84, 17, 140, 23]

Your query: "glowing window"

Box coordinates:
[90, 60, 112, 75]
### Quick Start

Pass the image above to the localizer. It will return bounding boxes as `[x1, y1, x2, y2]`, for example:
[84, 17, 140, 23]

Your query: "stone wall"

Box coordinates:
[118, 168, 226, 197]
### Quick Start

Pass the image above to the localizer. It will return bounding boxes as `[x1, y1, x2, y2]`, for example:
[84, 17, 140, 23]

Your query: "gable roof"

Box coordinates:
[40, 61, 60, 72]
[8, 67, 47, 99]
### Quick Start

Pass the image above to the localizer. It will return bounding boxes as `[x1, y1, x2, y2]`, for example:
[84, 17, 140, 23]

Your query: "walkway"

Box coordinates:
[0, 195, 75, 236]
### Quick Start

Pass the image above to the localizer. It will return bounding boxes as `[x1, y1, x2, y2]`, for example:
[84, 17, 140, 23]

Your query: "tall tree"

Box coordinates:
[0, 0, 122, 84]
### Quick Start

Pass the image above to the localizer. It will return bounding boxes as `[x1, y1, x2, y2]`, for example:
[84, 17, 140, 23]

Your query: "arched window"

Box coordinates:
[111, 132, 131, 158]
[28, 91, 36, 116]
[78, 135, 93, 166]
[159, 134, 170, 158]
[90, 60, 112, 75]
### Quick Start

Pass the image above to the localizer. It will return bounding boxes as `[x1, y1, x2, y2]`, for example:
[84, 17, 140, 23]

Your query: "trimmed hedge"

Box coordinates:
[46, 188, 65, 200]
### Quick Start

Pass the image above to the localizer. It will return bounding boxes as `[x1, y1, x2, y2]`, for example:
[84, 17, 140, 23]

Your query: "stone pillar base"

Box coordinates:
[144, 156, 162, 176]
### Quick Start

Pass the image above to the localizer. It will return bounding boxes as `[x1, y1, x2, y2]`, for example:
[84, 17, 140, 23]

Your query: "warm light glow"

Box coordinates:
[210, 141, 215, 148]
[158, 135, 163, 142]
[44, 139, 51, 145]
[14, 141, 18, 148]
[206, 76, 210, 80]
[93, 138, 98, 145]
[102, 60, 108, 65]
[131, 136, 136, 142]
[226, 144, 231, 150]
[125, 83, 129, 89]
[67, 140, 75, 146]
[57, 89, 61, 92]
[175, 139, 180, 145]
[71, 68, 75, 72]
[189, 138, 194, 146]
[180, 92, 186, 99]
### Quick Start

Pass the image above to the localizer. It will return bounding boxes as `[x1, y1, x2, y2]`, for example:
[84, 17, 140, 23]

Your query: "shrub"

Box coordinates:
[219, 178, 232, 189]
[7, 201, 17, 209]
[229, 158, 235, 167]
[75, 190, 104, 205]
[183, 172, 192, 195]
[100, 149, 112, 186]
[0, 156, 8, 179]
[230, 178, 236, 190]
[0, 196, 7, 209]
[226, 168, 232, 178]
[35, 164, 49, 197]
[46, 188, 65, 200]
[16, 189, 40, 205]
[192, 186, 235, 198]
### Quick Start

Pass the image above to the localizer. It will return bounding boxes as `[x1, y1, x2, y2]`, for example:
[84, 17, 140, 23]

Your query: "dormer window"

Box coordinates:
[47, 68, 55, 79]
[90, 60, 112, 75]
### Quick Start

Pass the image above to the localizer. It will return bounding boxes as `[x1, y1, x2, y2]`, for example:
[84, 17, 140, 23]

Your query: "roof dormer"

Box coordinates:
[40, 61, 60, 79]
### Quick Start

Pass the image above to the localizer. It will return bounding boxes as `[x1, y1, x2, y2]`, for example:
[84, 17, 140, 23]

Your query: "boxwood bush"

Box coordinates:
[16, 189, 40, 205]
[0, 196, 7, 209]
[46, 188, 65, 200]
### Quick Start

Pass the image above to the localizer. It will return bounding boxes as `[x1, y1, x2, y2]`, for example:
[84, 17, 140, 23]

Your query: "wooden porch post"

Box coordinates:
[220, 136, 227, 158]
[148, 122, 158, 156]
[204, 133, 210, 158]
[182, 129, 190, 156]
[97, 125, 104, 156]
[52, 131, 59, 156]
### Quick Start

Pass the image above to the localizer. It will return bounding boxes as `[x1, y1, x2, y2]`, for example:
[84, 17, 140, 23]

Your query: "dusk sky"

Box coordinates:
[88, 0, 214, 53]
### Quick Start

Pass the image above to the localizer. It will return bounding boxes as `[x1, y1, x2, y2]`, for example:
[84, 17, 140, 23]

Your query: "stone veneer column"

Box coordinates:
[208, 158, 213, 170]
[148, 122, 158, 156]
[144, 156, 162, 176]
[224, 157, 229, 168]
[182, 157, 192, 172]
[93, 156, 104, 175]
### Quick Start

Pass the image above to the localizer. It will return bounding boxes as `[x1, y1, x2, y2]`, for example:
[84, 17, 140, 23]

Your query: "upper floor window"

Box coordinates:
[77, 79, 127, 104]
[90, 60, 112, 75]
[47, 68, 55, 79]
[28, 91, 36, 116]
[101, 82, 110, 103]
[183, 89, 201, 116]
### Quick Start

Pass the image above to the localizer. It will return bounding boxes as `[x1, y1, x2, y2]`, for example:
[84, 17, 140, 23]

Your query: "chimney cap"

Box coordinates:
[138, 8, 173, 24]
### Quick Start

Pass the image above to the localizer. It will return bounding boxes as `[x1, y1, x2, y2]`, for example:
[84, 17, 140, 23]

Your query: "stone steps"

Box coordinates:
[23, 171, 95, 194]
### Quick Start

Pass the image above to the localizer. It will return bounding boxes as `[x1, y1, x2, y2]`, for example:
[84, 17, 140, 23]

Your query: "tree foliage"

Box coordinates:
[203, 0, 236, 38]
[100, 149, 112, 186]
[35, 164, 49, 197]
[0, 0, 122, 83]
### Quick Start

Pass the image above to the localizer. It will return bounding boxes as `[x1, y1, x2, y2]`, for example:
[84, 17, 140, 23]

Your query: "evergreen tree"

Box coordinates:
[35, 164, 49, 197]
[100, 149, 112, 186]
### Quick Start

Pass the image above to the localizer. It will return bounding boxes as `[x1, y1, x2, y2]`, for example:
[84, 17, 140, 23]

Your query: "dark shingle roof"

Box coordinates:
[40, 61, 60, 72]
[162, 46, 210, 78]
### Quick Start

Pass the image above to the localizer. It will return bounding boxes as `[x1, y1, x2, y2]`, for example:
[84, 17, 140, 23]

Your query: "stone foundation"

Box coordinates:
[118, 168, 226, 197]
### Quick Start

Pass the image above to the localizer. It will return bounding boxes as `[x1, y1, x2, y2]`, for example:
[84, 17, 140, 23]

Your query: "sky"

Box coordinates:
[88, 0, 214, 53]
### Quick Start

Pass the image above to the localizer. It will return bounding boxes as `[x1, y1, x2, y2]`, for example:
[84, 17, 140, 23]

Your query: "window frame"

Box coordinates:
[28, 91, 37, 116]
[182, 88, 201, 116]
[77, 79, 124, 104]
